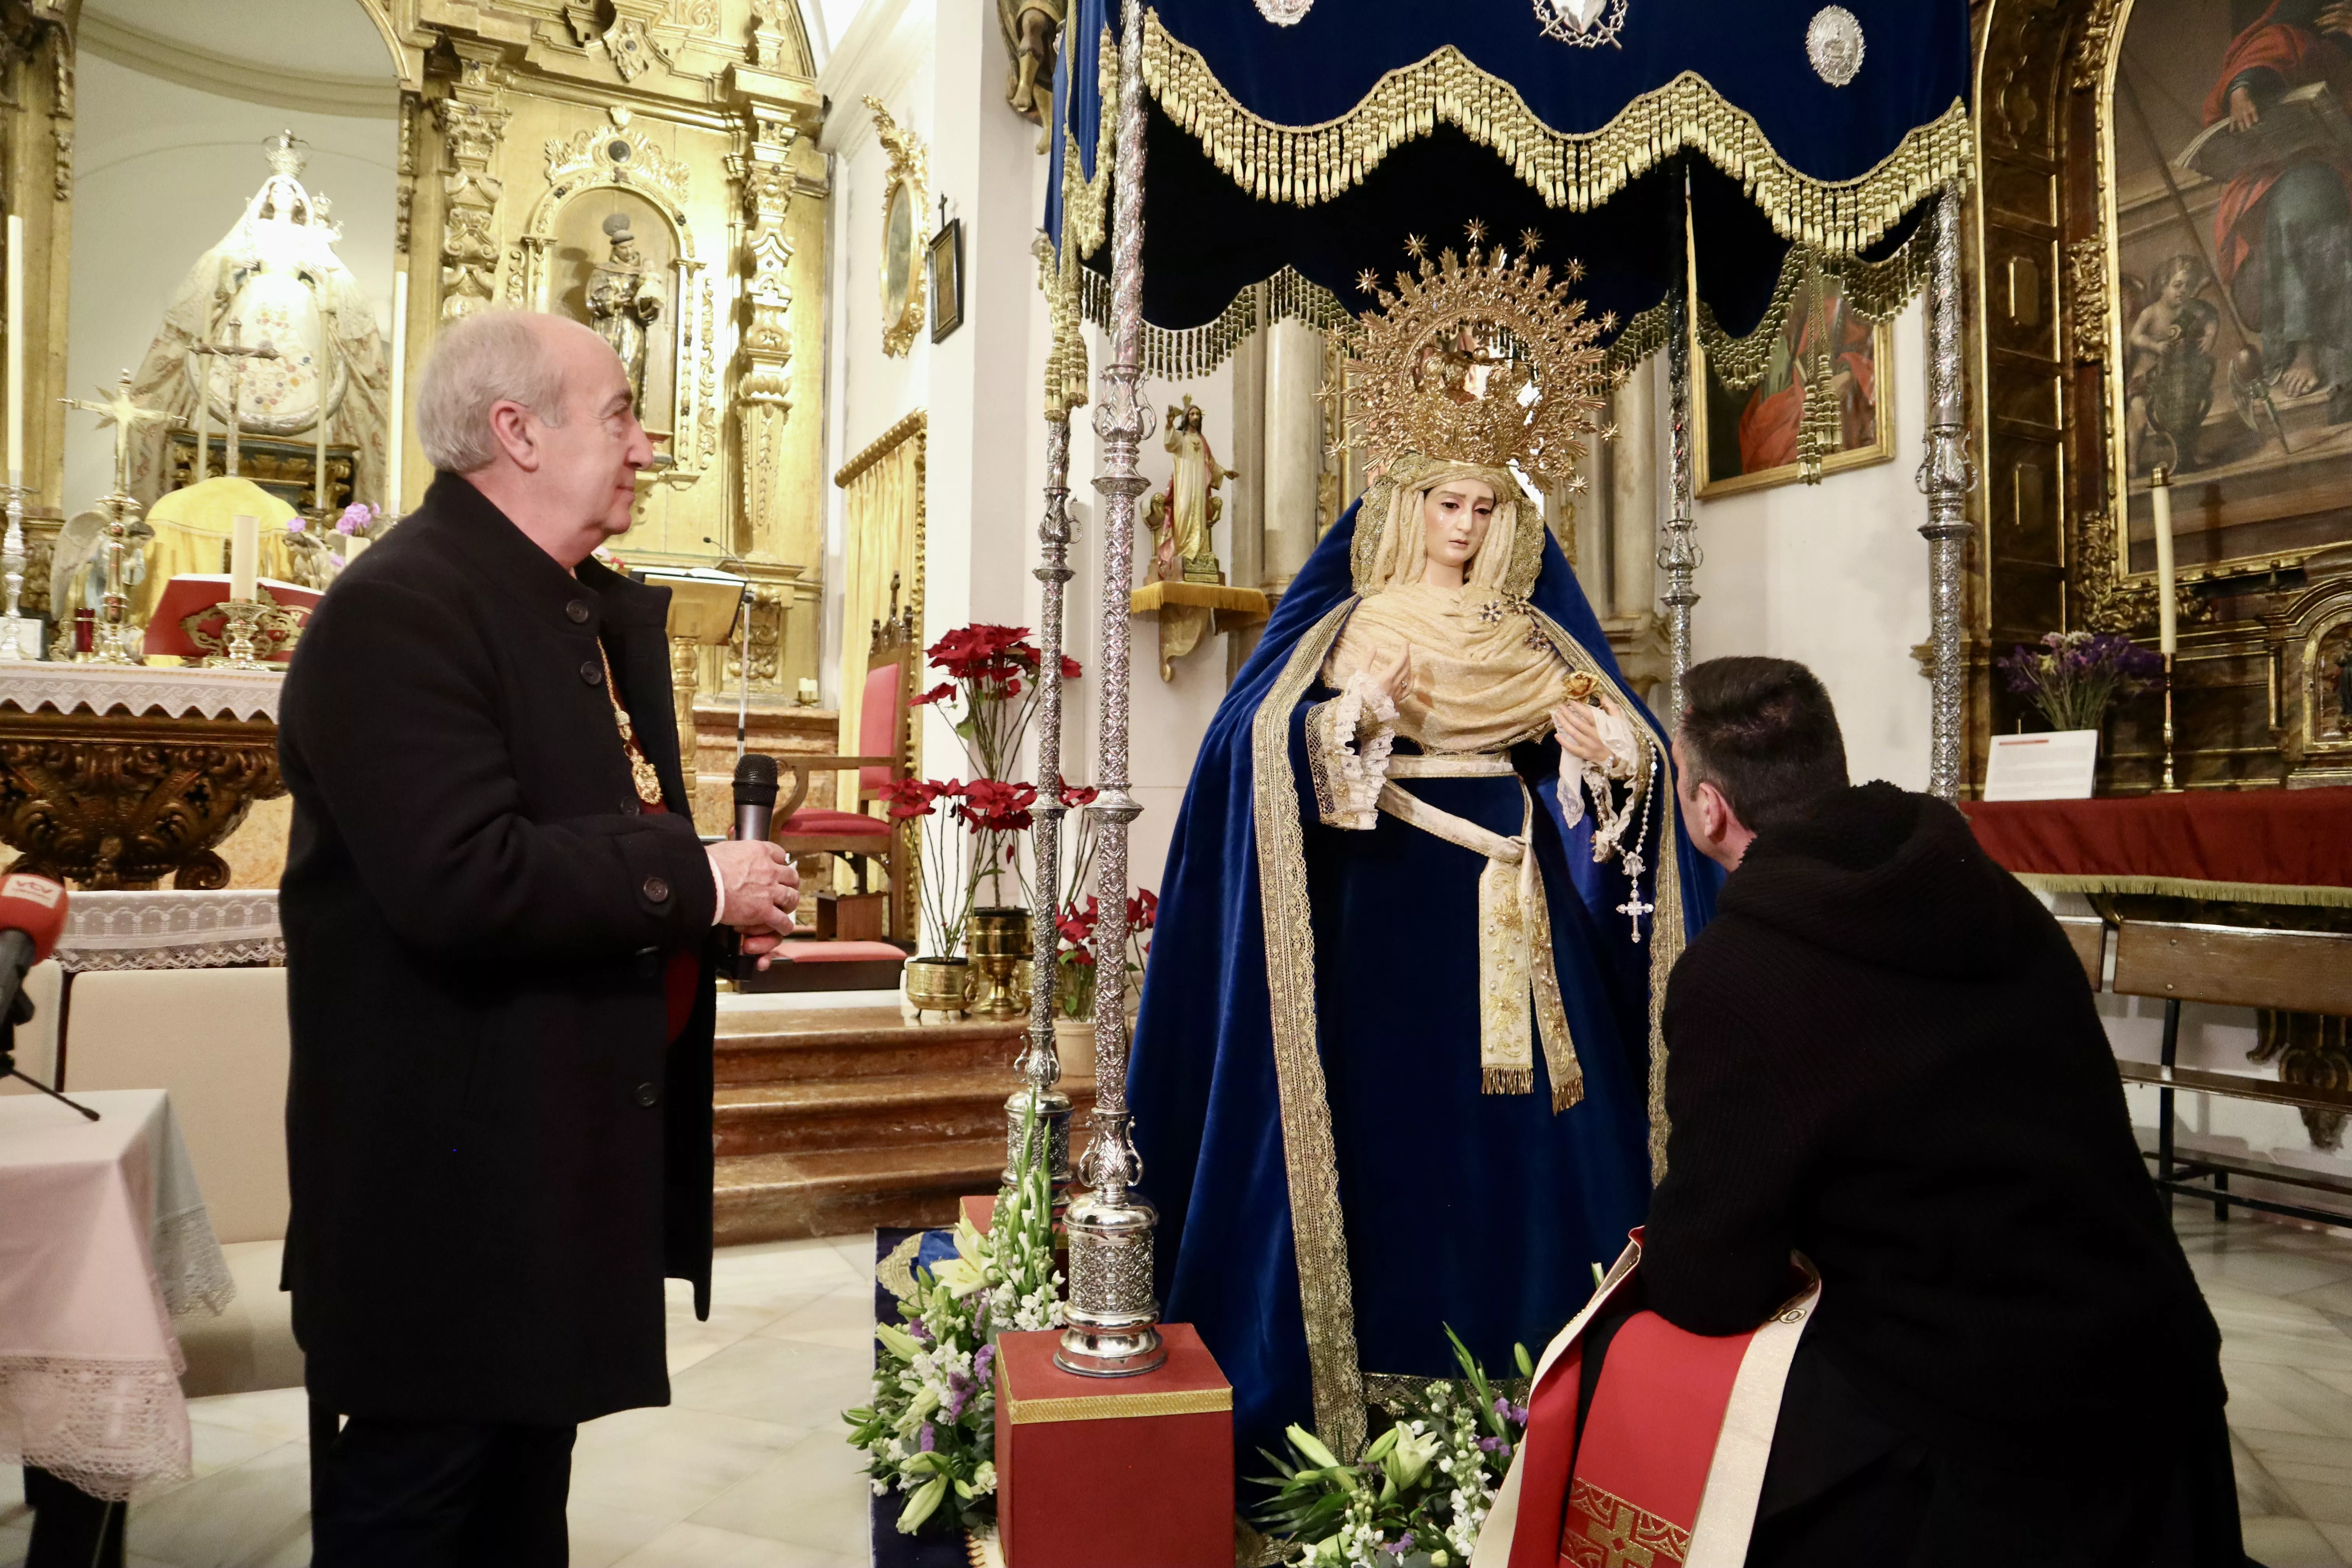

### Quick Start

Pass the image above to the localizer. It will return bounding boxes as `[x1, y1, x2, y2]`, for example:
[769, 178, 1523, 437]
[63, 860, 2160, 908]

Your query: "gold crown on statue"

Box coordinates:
[1341, 222, 1615, 490]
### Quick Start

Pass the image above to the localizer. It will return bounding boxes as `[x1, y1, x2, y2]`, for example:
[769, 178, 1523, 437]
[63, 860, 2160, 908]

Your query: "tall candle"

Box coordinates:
[230, 513, 258, 603]
[342, 532, 369, 564]
[7, 213, 24, 483]
[385, 270, 407, 512]
[2151, 466, 2178, 657]
[314, 327, 331, 513]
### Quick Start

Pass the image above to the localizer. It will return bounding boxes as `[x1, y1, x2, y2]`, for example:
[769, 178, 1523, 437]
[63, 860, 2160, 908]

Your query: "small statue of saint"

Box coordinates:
[1144, 395, 1234, 584]
[587, 213, 665, 408]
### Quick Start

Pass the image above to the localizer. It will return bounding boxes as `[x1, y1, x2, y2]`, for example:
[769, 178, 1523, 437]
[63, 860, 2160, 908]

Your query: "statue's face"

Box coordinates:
[1422, 479, 1497, 572]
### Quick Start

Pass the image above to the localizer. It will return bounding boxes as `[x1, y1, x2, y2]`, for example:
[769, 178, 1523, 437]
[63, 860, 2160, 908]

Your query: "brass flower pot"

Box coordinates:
[904, 956, 975, 1016]
[964, 906, 1034, 1018]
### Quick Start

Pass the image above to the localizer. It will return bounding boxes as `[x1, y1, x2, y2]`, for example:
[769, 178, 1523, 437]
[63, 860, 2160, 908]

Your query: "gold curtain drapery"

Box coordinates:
[834, 411, 927, 812]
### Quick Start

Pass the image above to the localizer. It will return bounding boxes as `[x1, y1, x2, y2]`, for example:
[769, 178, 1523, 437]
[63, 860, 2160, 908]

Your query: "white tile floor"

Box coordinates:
[8, 1216, 2352, 1567]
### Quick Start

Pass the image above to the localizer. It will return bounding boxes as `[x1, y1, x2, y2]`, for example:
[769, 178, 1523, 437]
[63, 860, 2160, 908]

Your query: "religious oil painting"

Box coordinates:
[1693, 270, 1894, 498]
[2110, 0, 2352, 575]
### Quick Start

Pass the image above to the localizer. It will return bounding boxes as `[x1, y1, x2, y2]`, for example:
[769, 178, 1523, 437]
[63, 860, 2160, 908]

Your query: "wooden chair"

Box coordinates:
[772, 593, 918, 944]
[2106, 919, 2352, 1227]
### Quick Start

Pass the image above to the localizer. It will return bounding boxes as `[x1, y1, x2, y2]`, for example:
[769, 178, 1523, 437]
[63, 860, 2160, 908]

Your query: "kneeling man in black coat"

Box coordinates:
[1633, 656, 2245, 1564]
[279, 310, 802, 1566]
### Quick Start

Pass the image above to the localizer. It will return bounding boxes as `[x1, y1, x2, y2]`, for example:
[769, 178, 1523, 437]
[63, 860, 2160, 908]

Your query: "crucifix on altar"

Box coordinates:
[186, 319, 282, 481]
[62, 370, 181, 665]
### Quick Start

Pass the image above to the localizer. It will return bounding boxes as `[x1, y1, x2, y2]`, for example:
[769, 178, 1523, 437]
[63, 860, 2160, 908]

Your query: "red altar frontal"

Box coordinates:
[993, 1324, 1233, 1568]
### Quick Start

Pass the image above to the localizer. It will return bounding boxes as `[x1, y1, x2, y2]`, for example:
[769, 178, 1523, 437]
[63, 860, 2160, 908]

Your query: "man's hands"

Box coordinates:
[1554, 695, 1626, 768]
[2230, 82, 2261, 131]
[1366, 641, 1414, 708]
[708, 838, 801, 969]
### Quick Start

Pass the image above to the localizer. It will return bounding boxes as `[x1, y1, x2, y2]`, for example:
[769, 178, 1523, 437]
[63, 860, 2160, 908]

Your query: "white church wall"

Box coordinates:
[1688, 296, 1933, 793]
[66, 51, 396, 517]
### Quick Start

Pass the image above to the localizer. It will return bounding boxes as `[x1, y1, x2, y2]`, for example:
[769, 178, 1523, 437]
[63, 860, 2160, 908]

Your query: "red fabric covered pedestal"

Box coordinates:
[1961, 788, 2352, 903]
[993, 1324, 1232, 1568]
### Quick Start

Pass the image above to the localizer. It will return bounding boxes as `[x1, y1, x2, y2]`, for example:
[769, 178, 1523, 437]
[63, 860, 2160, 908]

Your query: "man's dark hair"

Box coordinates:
[1679, 657, 1849, 833]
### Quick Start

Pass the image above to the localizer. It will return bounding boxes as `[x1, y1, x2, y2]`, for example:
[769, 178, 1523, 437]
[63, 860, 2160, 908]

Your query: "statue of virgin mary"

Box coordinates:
[1127, 234, 1720, 1475]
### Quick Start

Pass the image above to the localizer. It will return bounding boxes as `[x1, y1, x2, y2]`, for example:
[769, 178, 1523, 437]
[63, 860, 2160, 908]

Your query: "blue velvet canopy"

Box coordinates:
[1045, 0, 1971, 351]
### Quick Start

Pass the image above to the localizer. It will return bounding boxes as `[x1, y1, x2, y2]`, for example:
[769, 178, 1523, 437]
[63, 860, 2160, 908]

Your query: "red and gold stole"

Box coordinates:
[1478, 1234, 1820, 1568]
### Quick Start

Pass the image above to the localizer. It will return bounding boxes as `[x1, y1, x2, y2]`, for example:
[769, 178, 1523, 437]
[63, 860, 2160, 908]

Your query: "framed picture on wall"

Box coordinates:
[2102, 0, 2352, 578]
[1693, 269, 1895, 498]
[928, 218, 964, 344]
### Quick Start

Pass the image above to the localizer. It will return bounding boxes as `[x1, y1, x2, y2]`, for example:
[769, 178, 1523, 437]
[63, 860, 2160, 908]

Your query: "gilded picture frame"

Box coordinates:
[1691, 272, 1896, 499]
[928, 218, 964, 343]
[2099, 0, 2352, 585]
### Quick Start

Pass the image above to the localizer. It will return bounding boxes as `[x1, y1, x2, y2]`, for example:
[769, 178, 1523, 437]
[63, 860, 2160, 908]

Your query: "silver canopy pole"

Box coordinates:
[1009, 401, 1076, 1189]
[1057, 0, 1165, 1379]
[1916, 184, 1976, 802]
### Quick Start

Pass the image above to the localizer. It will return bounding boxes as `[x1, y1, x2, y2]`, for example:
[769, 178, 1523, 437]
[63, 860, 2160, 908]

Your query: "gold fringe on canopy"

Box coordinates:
[1132, 8, 1972, 254]
[1693, 224, 1933, 391]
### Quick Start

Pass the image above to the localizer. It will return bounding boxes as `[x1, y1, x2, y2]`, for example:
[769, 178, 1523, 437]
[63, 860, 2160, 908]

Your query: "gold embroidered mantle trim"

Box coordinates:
[1250, 599, 1688, 1461]
[1134, 9, 1973, 253]
[1253, 601, 1369, 1461]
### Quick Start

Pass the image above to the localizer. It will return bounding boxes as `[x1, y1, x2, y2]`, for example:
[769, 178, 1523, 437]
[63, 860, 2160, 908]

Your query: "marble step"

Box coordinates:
[713, 1004, 1029, 1086]
[714, 1140, 1007, 1244]
[713, 1070, 1097, 1157]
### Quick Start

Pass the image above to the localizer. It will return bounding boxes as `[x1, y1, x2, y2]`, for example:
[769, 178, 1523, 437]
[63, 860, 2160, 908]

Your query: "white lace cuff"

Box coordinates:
[1306, 673, 1399, 831]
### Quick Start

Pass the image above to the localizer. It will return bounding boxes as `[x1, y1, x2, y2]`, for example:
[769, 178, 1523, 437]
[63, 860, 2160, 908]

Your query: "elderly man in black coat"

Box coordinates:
[278, 309, 799, 1566]
[1579, 657, 2246, 1564]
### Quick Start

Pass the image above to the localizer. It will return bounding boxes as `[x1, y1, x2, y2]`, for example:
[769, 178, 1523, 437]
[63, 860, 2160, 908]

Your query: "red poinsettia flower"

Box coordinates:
[1126, 887, 1159, 933]
[876, 777, 965, 820]
[1060, 653, 1083, 680]
[1057, 897, 1098, 948]
[910, 682, 957, 708]
[1056, 775, 1100, 808]
[957, 777, 1039, 835]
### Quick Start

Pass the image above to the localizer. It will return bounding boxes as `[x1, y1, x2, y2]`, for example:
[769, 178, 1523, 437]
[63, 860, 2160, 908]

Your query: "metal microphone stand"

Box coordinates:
[1, 993, 98, 1119]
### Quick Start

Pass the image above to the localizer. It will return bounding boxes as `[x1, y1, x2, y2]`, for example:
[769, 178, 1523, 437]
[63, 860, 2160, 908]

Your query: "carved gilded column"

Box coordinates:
[733, 105, 797, 548]
[434, 44, 510, 321]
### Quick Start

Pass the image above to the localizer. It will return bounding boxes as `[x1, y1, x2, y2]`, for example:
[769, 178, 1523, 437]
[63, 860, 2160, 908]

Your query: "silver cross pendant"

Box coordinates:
[1616, 851, 1653, 942]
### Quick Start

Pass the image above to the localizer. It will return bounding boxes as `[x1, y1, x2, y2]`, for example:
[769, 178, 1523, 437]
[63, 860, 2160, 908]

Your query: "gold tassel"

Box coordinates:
[1483, 1066, 1535, 1096]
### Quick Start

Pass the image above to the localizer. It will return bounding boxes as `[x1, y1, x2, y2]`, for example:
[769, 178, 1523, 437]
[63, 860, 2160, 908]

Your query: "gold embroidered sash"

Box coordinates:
[1374, 780, 1582, 1111]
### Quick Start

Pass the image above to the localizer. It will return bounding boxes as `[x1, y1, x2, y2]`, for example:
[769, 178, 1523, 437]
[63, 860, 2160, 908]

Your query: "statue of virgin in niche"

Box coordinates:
[1127, 233, 1719, 1474]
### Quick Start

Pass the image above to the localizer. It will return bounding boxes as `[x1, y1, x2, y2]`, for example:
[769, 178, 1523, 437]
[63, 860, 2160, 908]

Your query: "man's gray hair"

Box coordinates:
[414, 309, 568, 474]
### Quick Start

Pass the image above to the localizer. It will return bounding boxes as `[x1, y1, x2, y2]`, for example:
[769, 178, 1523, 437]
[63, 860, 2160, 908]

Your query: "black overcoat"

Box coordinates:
[278, 472, 719, 1426]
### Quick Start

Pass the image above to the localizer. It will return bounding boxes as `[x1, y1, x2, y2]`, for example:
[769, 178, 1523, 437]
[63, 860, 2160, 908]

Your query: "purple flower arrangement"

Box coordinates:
[1996, 630, 2165, 734]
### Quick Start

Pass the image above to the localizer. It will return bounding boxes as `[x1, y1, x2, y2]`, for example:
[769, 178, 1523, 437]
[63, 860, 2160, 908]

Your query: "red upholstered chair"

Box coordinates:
[773, 600, 917, 943]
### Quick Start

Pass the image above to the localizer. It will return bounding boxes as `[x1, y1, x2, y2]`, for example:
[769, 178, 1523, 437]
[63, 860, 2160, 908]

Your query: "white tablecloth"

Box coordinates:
[0, 1088, 234, 1499]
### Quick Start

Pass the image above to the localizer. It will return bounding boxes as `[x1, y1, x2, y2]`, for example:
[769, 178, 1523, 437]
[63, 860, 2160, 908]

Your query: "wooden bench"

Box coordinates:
[2106, 919, 2352, 1228]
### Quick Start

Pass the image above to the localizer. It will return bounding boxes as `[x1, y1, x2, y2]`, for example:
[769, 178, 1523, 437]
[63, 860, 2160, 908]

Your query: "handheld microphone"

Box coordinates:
[733, 753, 778, 843]
[0, 871, 67, 1019]
[0, 872, 93, 1119]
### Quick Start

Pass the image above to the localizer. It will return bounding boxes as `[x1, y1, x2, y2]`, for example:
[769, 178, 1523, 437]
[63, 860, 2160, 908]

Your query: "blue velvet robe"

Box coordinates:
[1127, 501, 1718, 1474]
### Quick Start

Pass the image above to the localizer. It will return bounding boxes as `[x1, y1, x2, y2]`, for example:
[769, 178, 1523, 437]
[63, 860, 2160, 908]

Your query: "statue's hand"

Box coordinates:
[1555, 695, 1623, 767]
[1367, 641, 1413, 708]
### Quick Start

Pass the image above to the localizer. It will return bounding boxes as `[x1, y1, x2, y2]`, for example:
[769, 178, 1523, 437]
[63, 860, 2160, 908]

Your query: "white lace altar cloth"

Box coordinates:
[57, 890, 283, 973]
[0, 1088, 233, 1500]
[0, 662, 282, 722]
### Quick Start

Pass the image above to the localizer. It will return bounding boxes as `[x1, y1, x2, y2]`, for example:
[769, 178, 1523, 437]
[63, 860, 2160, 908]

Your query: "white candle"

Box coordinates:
[343, 532, 369, 564]
[314, 327, 331, 512]
[7, 214, 24, 484]
[230, 513, 258, 603]
[192, 374, 208, 485]
[385, 270, 407, 511]
[2151, 466, 2178, 658]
